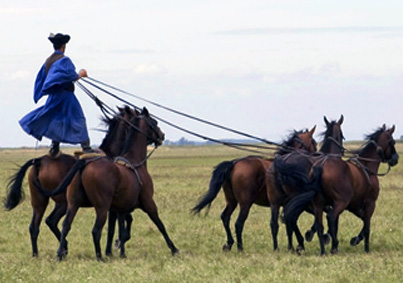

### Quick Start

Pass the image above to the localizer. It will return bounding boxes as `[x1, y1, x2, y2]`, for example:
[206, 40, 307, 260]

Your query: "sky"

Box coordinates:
[1, 1, 403, 148]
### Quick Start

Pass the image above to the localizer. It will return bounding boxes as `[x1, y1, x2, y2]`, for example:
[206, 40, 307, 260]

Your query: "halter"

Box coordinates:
[325, 136, 345, 155]
[350, 131, 395, 177]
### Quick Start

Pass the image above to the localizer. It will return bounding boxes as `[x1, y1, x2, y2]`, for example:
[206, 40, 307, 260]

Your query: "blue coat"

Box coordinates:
[19, 51, 89, 144]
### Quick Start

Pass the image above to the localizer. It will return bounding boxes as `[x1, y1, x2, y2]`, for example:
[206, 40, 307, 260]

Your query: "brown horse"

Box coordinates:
[192, 126, 317, 251]
[283, 124, 398, 255]
[267, 115, 344, 252]
[3, 106, 136, 257]
[55, 107, 178, 261]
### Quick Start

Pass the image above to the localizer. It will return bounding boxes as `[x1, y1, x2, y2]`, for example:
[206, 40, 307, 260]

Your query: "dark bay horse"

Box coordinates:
[192, 126, 317, 251]
[3, 106, 136, 257]
[283, 124, 398, 255]
[55, 107, 178, 261]
[267, 115, 344, 252]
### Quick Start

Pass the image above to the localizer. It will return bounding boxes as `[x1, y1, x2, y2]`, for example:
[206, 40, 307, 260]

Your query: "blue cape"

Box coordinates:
[19, 52, 89, 143]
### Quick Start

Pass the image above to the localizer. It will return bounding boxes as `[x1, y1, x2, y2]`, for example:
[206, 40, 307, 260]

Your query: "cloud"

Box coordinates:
[133, 63, 168, 75]
[215, 26, 403, 36]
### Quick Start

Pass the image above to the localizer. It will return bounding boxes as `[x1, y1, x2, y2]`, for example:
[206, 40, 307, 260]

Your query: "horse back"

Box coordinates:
[80, 160, 141, 212]
[28, 154, 76, 203]
[320, 158, 373, 205]
[230, 157, 270, 206]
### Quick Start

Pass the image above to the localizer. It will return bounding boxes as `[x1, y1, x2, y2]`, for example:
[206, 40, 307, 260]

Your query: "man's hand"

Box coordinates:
[78, 69, 88, 79]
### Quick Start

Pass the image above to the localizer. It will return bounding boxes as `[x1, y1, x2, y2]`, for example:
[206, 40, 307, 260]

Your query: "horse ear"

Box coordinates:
[324, 116, 330, 126]
[337, 114, 344, 125]
[389, 125, 395, 134]
[309, 125, 316, 135]
[142, 107, 149, 117]
[382, 124, 386, 131]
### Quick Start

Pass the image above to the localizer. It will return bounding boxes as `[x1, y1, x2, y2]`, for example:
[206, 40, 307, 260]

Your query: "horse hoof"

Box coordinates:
[120, 253, 127, 259]
[323, 234, 331, 245]
[331, 248, 338, 255]
[105, 252, 112, 257]
[171, 249, 180, 256]
[296, 245, 305, 255]
[305, 230, 314, 242]
[350, 237, 359, 246]
[222, 244, 232, 252]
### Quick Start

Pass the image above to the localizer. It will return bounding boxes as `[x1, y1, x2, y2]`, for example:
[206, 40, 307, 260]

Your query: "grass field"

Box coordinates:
[0, 143, 402, 282]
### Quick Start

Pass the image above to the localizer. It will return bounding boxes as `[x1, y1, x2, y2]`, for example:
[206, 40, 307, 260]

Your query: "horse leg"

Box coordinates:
[142, 199, 179, 255]
[29, 203, 48, 257]
[362, 202, 375, 253]
[92, 208, 109, 261]
[105, 211, 117, 256]
[117, 213, 127, 258]
[314, 206, 326, 255]
[57, 205, 79, 261]
[115, 214, 133, 251]
[234, 203, 252, 252]
[270, 206, 280, 251]
[350, 227, 364, 246]
[305, 221, 317, 242]
[293, 222, 305, 254]
[327, 203, 347, 254]
[45, 202, 68, 253]
[221, 202, 237, 251]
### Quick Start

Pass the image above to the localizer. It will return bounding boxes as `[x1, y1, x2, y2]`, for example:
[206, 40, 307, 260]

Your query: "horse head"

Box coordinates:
[320, 114, 345, 154]
[99, 105, 139, 157]
[375, 124, 399, 166]
[277, 126, 317, 155]
[139, 107, 165, 147]
[293, 125, 317, 153]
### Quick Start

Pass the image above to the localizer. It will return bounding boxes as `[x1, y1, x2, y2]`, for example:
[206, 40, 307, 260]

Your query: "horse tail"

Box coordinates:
[45, 159, 87, 197]
[4, 158, 40, 210]
[192, 160, 235, 214]
[283, 166, 323, 226]
[273, 158, 310, 190]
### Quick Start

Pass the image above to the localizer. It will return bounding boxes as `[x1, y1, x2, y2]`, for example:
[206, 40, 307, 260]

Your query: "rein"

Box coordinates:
[78, 77, 291, 156]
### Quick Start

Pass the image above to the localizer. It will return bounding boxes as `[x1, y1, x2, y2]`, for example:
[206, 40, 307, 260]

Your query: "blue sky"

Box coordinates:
[1, 1, 403, 147]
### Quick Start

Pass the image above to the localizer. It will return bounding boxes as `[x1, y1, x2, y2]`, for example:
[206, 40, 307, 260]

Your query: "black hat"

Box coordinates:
[48, 33, 70, 44]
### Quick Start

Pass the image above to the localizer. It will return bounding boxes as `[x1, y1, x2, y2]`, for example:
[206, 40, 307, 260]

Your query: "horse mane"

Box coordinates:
[121, 116, 140, 155]
[99, 116, 120, 153]
[353, 127, 384, 155]
[276, 129, 312, 155]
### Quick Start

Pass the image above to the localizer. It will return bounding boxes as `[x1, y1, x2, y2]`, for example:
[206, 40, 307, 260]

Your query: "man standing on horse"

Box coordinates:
[19, 32, 93, 156]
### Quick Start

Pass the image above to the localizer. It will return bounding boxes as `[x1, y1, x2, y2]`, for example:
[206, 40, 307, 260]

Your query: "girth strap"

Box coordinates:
[114, 156, 143, 186]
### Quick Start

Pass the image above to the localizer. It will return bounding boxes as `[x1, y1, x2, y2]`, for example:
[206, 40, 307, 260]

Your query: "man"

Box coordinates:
[19, 33, 93, 156]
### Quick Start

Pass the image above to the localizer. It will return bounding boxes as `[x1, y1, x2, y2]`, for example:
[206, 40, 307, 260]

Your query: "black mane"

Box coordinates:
[121, 116, 140, 155]
[276, 129, 314, 155]
[354, 127, 384, 156]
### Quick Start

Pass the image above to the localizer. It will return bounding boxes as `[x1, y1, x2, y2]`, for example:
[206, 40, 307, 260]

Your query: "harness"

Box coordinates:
[114, 156, 143, 186]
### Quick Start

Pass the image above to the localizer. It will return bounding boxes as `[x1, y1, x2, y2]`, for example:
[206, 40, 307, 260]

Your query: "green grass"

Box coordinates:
[0, 144, 402, 282]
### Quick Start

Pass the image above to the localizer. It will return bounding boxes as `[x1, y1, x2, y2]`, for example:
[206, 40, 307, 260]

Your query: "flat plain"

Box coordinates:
[0, 143, 402, 282]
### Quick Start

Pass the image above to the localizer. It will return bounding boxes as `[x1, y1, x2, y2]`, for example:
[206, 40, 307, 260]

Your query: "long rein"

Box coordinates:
[77, 79, 299, 156]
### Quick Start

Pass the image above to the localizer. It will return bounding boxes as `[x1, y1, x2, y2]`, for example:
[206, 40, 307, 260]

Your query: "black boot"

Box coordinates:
[81, 140, 94, 153]
[49, 141, 60, 157]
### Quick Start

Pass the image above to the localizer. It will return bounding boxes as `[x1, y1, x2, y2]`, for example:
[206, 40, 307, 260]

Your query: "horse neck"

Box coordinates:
[357, 143, 382, 173]
[122, 122, 149, 163]
[319, 126, 343, 155]
[319, 137, 342, 155]
[100, 120, 126, 158]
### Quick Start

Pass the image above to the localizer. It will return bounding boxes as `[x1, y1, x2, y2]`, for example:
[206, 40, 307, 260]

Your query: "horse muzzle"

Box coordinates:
[388, 153, 399, 167]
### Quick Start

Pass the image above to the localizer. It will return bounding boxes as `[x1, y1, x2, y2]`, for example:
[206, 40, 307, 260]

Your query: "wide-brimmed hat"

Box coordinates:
[48, 33, 70, 44]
